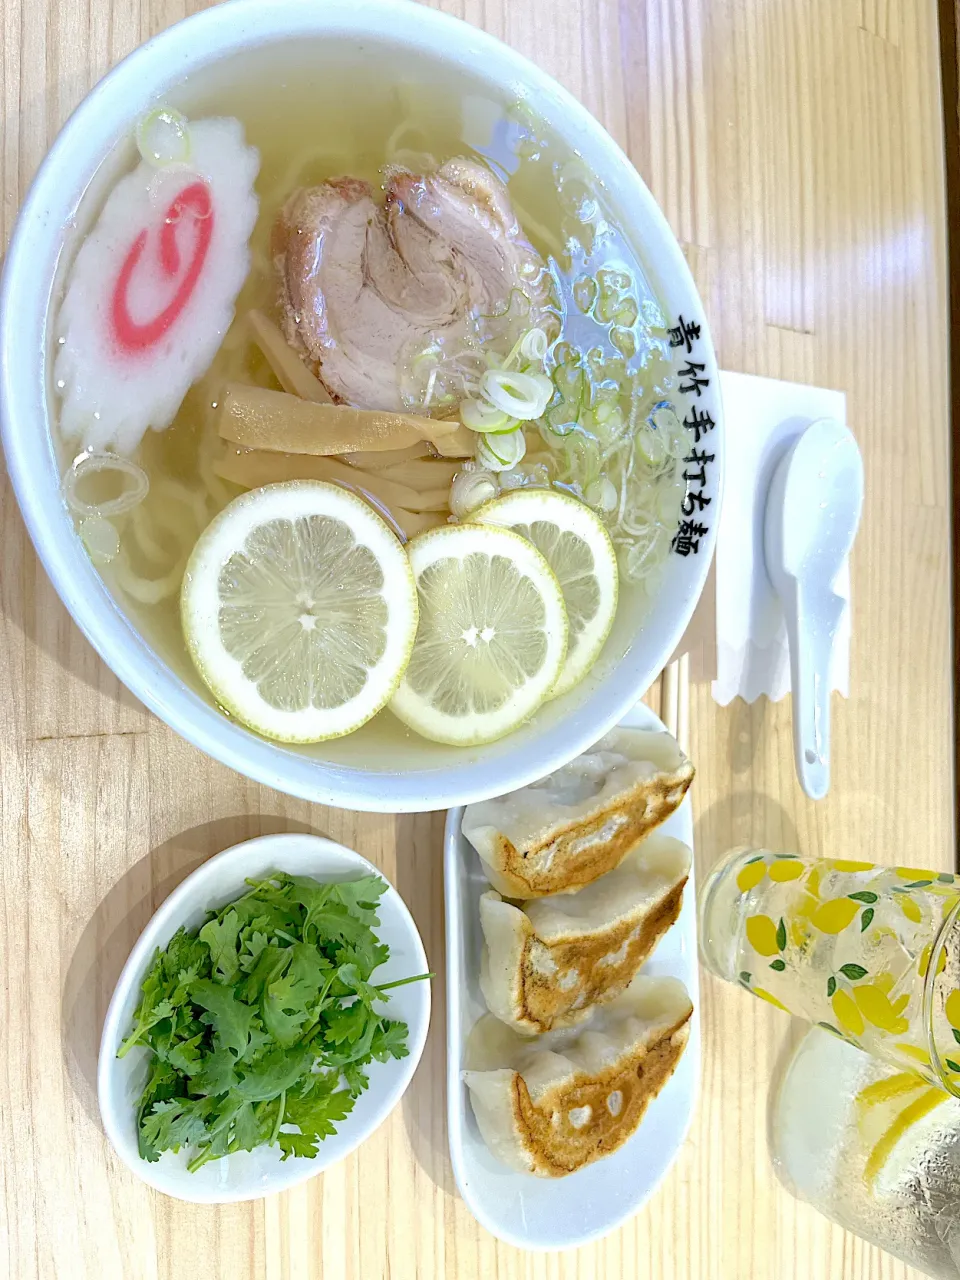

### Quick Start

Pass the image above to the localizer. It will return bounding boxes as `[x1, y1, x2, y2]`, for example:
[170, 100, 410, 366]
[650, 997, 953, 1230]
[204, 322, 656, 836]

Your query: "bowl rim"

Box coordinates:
[0, 0, 723, 811]
[96, 831, 431, 1203]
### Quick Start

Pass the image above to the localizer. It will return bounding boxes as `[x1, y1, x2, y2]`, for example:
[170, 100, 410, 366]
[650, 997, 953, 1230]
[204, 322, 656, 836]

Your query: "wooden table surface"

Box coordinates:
[0, 1, 954, 1277]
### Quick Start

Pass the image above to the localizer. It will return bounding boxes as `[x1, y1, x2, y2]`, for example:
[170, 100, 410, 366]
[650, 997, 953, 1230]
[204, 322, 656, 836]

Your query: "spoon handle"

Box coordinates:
[785, 584, 845, 800]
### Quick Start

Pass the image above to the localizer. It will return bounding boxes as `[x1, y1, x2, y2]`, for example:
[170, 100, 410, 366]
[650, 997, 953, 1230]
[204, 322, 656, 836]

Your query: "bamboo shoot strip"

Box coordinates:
[247, 310, 332, 403]
[391, 509, 448, 539]
[428, 423, 477, 458]
[215, 447, 451, 513]
[361, 460, 461, 488]
[219, 384, 462, 455]
[342, 445, 431, 468]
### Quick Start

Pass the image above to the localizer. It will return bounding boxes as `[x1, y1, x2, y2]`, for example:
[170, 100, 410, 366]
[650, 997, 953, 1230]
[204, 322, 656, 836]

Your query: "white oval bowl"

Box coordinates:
[97, 833, 431, 1204]
[444, 701, 700, 1249]
[0, 0, 722, 811]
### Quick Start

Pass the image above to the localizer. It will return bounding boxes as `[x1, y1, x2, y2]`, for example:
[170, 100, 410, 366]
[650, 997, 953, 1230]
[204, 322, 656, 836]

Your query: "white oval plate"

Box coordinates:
[99, 833, 430, 1203]
[444, 702, 699, 1249]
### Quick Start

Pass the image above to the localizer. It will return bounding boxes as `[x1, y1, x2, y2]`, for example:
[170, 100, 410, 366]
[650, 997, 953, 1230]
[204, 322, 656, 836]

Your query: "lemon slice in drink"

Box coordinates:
[181, 481, 418, 742]
[473, 489, 618, 697]
[389, 524, 568, 745]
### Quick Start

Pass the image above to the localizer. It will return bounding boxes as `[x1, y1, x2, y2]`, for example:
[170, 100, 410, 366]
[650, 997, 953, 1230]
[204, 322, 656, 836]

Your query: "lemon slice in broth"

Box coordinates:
[181, 481, 418, 742]
[472, 489, 618, 698]
[389, 524, 568, 745]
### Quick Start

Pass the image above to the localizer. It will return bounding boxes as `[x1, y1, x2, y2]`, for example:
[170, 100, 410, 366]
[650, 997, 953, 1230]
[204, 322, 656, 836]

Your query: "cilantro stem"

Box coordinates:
[117, 1027, 148, 1059]
[375, 972, 434, 993]
[269, 1090, 287, 1146]
[298, 973, 338, 1045]
[186, 1144, 218, 1174]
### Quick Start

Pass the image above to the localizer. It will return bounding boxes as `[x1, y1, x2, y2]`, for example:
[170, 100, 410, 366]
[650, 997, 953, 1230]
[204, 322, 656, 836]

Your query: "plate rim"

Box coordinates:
[444, 703, 700, 1250]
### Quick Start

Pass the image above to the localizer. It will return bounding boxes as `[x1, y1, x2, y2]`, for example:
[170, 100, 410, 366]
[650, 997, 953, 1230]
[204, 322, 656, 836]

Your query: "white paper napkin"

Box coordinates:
[711, 370, 851, 706]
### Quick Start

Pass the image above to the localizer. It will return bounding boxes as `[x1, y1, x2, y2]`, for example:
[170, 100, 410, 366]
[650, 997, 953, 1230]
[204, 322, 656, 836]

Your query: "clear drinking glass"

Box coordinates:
[771, 1027, 960, 1278]
[699, 848, 960, 1094]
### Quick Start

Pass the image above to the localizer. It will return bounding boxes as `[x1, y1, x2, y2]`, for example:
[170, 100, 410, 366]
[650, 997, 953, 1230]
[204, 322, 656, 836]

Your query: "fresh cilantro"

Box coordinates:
[199, 910, 242, 984]
[121, 871, 431, 1170]
[370, 1020, 409, 1063]
[190, 979, 259, 1058]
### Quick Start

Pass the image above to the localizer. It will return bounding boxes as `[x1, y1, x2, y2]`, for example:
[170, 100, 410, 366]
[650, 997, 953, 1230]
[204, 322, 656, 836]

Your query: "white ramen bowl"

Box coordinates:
[0, 0, 722, 811]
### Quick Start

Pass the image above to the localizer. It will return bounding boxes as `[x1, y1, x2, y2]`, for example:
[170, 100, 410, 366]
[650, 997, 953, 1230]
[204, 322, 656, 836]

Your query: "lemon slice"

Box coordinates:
[389, 524, 567, 745]
[181, 481, 418, 742]
[472, 489, 618, 697]
[862, 1085, 947, 1187]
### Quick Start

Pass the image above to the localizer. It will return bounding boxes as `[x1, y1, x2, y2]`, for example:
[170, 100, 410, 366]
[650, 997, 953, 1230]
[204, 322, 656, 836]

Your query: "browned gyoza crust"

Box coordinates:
[520, 877, 688, 1032]
[511, 1013, 691, 1176]
[493, 762, 695, 897]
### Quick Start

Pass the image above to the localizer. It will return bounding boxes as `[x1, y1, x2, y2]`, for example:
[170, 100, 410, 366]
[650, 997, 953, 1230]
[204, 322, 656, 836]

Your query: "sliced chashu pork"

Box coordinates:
[273, 159, 544, 412]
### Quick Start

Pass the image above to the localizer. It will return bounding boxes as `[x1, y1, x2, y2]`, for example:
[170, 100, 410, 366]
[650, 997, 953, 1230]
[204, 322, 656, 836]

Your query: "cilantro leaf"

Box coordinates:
[199, 909, 242, 984]
[321, 1000, 370, 1046]
[166, 1033, 204, 1076]
[190, 979, 258, 1057]
[160, 928, 211, 986]
[141, 1097, 211, 1155]
[370, 1020, 409, 1063]
[278, 1131, 319, 1161]
[235, 1045, 314, 1102]
[328, 875, 386, 927]
[190, 1047, 240, 1097]
[334, 936, 390, 982]
[239, 943, 289, 1005]
[238, 928, 270, 974]
[342, 1062, 370, 1098]
[335, 963, 384, 1008]
[284, 1074, 356, 1147]
[306, 903, 372, 949]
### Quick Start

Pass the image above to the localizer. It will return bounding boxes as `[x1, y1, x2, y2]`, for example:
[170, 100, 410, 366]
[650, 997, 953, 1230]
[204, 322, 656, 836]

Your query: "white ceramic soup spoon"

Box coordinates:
[764, 418, 864, 800]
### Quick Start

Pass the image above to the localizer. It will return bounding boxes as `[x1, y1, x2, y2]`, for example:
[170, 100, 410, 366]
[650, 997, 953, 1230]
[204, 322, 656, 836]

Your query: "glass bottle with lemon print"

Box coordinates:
[699, 849, 960, 1094]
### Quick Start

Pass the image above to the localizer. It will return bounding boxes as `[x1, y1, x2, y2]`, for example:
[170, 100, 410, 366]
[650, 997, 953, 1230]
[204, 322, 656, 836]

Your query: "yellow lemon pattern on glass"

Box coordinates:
[728, 853, 958, 1059]
[918, 942, 948, 978]
[736, 859, 768, 893]
[789, 917, 811, 948]
[898, 895, 923, 924]
[874, 971, 895, 995]
[896, 1043, 932, 1066]
[812, 897, 860, 934]
[768, 859, 804, 883]
[745, 914, 782, 957]
[854, 984, 910, 1034]
[753, 987, 789, 1012]
[832, 989, 865, 1037]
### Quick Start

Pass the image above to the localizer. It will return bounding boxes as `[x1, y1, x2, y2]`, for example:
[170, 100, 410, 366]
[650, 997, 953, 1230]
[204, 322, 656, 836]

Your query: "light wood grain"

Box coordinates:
[0, 1, 953, 1278]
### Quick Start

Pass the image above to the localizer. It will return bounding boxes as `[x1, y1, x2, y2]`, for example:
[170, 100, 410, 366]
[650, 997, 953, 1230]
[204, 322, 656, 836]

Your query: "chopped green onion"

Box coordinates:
[584, 478, 618, 514]
[136, 108, 191, 168]
[450, 468, 499, 517]
[476, 428, 527, 471]
[79, 515, 120, 564]
[520, 328, 549, 363]
[479, 370, 552, 421]
[460, 398, 515, 433]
